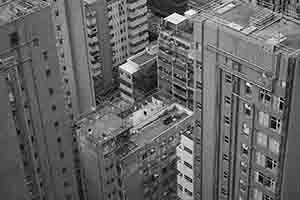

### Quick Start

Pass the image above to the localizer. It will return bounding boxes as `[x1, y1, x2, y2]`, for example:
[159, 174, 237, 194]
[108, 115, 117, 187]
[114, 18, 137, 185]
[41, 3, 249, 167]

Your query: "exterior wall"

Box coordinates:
[0, 5, 81, 200]
[157, 21, 195, 111]
[281, 58, 300, 200]
[194, 12, 294, 200]
[47, 0, 95, 116]
[108, 0, 129, 69]
[123, 114, 193, 200]
[84, 0, 113, 92]
[0, 74, 30, 200]
[127, 0, 149, 55]
[177, 133, 194, 200]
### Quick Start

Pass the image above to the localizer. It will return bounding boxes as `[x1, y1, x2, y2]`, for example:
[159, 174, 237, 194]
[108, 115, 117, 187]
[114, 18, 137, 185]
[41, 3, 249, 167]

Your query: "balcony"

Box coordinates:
[128, 15, 148, 29]
[127, 0, 147, 10]
[128, 6, 147, 19]
[129, 23, 148, 36]
[130, 32, 148, 44]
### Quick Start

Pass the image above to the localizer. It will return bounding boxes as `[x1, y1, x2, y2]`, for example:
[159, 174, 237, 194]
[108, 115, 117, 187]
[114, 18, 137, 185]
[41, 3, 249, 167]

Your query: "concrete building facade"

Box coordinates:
[76, 96, 194, 200]
[83, 0, 114, 98]
[127, 0, 149, 55]
[119, 47, 157, 103]
[191, 1, 300, 200]
[82, 0, 149, 86]
[0, 1, 82, 200]
[45, 0, 96, 116]
[157, 12, 197, 111]
[176, 128, 194, 200]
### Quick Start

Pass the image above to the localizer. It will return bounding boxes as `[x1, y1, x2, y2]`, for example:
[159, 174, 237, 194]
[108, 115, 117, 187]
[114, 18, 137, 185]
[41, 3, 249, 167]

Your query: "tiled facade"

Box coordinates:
[0, 1, 82, 199]
[192, 1, 300, 200]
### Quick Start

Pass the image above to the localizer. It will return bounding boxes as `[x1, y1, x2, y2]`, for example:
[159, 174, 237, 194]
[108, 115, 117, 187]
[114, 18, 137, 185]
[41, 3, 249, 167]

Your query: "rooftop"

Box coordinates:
[131, 51, 156, 65]
[195, 0, 300, 52]
[76, 94, 193, 157]
[0, 0, 48, 26]
[165, 12, 187, 25]
[119, 50, 156, 74]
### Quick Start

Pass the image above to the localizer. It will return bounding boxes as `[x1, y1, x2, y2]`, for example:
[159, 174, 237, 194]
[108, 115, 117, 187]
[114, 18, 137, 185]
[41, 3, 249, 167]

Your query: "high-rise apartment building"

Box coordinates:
[76, 96, 194, 200]
[83, 0, 113, 98]
[82, 0, 149, 84]
[0, 1, 82, 200]
[127, 0, 149, 55]
[45, 0, 96, 116]
[157, 12, 198, 111]
[191, 1, 300, 200]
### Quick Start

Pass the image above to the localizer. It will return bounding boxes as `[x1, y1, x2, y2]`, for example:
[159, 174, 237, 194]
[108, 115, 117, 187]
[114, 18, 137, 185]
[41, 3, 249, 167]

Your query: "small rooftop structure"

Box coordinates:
[164, 13, 187, 25]
[0, 0, 48, 26]
[119, 49, 156, 75]
[184, 9, 197, 18]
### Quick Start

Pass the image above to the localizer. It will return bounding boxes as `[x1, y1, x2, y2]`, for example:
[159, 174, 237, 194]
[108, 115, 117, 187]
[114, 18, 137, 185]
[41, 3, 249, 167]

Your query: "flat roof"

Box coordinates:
[76, 100, 133, 143]
[119, 51, 156, 74]
[0, 0, 48, 26]
[197, 1, 300, 52]
[131, 51, 156, 65]
[184, 9, 197, 17]
[164, 13, 187, 25]
[132, 104, 190, 146]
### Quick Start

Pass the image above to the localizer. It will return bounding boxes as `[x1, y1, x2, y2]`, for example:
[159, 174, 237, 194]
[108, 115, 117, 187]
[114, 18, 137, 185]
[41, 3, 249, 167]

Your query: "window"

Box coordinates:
[224, 116, 231, 126]
[241, 144, 249, 156]
[244, 103, 252, 116]
[263, 194, 274, 200]
[242, 123, 250, 135]
[60, 152, 65, 159]
[42, 51, 48, 60]
[255, 171, 275, 191]
[55, 10, 59, 16]
[54, 121, 59, 128]
[184, 161, 193, 169]
[240, 160, 248, 174]
[51, 105, 57, 111]
[184, 175, 193, 183]
[269, 138, 280, 154]
[257, 132, 267, 147]
[177, 184, 183, 191]
[265, 156, 277, 171]
[245, 82, 252, 95]
[10, 32, 19, 46]
[270, 116, 281, 133]
[45, 69, 51, 77]
[259, 89, 272, 104]
[225, 74, 232, 83]
[184, 188, 193, 196]
[56, 25, 61, 31]
[196, 102, 202, 110]
[224, 171, 228, 179]
[240, 179, 247, 192]
[224, 135, 229, 143]
[273, 96, 284, 111]
[258, 111, 269, 127]
[224, 96, 231, 105]
[196, 81, 202, 89]
[184, 146, 193, 154]
[221, 187, 228, 195]
[33, 38, 39, 47]
[223, 153, 229, 161]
